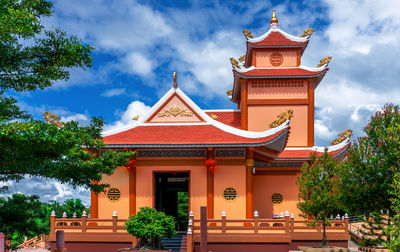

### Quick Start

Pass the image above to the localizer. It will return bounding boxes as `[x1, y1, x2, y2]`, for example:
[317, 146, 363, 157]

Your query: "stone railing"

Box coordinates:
[186, 209, 349, 252]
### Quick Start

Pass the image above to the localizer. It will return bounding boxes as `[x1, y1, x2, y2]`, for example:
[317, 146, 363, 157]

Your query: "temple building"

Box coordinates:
[92, 10, 350, 229]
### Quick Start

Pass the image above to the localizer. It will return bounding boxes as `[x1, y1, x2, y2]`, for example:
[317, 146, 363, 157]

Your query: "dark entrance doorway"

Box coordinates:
[155, 172, 189, 231]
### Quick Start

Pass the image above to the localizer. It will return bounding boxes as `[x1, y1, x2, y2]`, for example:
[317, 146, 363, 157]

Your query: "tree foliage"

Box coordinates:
[0, 194, 42, 249]
[297, 150, 343, 248]
[336, 104, 400, 248]
[386, 174, 400, 251]
[0, 0, 133, 192]
[125, 207, 177, 249]
[338, 104, 400, 215]
[0, 194, 90, 249]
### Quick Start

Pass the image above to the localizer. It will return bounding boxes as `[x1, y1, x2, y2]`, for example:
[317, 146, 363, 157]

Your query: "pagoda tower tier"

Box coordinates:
[231, 10, 329, 147]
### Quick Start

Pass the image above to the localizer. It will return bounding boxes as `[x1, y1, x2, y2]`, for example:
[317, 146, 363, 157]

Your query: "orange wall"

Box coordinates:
[135, 164, 207, 217]
[98, 167, 130, 219]
[253, 173, 301, 218]
[214, 165, 246, 219]
[254, 50, 299, 67]
[248, 105, 308, 147]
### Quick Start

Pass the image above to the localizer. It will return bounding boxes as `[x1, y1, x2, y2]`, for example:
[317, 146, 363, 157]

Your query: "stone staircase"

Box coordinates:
[161, 232, 187, 252]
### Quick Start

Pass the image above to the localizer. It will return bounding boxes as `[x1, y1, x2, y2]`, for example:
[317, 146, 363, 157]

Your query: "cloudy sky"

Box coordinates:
[4, 0, 400, 206]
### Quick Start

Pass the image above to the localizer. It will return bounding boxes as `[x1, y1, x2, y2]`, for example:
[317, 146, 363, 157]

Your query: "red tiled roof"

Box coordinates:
[103, 125, 286, 146]
[236, 67, 327, 78]
[249, 32, 307, 47]
[205, 111, 241, 129]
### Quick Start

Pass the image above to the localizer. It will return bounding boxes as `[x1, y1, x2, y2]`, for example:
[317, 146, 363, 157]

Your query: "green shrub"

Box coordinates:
[125, 207, 177, 249]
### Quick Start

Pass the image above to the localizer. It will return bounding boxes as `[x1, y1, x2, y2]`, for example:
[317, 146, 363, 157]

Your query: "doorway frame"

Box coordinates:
[152, 170, 191, 216]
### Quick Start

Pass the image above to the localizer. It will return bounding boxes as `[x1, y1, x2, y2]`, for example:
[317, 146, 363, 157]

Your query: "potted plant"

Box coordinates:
[120, 207, 177, 252]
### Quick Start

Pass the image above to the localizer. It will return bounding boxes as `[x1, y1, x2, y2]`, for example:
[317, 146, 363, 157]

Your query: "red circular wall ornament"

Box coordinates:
[269, 52, 283, 66]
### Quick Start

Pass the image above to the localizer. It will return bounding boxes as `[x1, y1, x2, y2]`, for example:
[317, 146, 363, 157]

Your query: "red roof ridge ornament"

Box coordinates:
[270, 9, 278, 28]
[173, 72, 178, 89]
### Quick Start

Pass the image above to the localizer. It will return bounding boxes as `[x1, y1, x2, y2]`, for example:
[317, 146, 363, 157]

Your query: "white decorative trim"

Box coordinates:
[235, 65, 255, 73]
[284, 138, 351, 152]
[203, 109, 240, 112]
[235, 65, 326, 73]
[247, 27, 308, 44]
[103, 87, 290, 140]
[299, 65, 327, 72]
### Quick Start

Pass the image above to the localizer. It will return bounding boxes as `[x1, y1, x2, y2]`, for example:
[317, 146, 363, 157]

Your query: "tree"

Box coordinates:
[386, 174, 400, 251]
[0, 194, 42, 249]
[125, 207, 177, 249]
[0, 0, 133, 192]
[297, 150, 343, 248]
[337, 104, 400, 247]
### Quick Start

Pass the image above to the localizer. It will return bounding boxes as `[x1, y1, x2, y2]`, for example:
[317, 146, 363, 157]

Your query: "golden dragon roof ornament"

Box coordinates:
[269, 109, 293, 128]
[132, 115, 139, 121]
[230, 57, 240, 69]
[242, 29, 253, 39]
[317, 56, 332, 67]
[300, 28, 315, 38]
[226, 90, 233, 96]
[330, 129, 352, 145]
[238, 55, 246, 63]
[43, 112, 64, 128]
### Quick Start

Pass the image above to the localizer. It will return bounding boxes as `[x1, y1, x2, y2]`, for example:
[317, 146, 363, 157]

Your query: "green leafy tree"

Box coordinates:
[386, 174, 400, 251]
[0, 194, 42, 249]
[125, 207, 177, 249]
[297, 150, 343, 248]
[337, 104, 400, 247]
[0, 0, 133, 192]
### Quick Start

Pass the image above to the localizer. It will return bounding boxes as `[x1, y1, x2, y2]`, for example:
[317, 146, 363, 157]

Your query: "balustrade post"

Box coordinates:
[200, 206, 207, 252]
[290, 213, 294, 233]
[284, 211, 290, 233]
[221, 211, 226, 233]
[187, 227, 193, 252]
[112, 211, 118, 233]
[344, 213, 349, 232]
[82, 211, 87, 232]
[254, 211, 259, 233]
[50, 211, 56, 235]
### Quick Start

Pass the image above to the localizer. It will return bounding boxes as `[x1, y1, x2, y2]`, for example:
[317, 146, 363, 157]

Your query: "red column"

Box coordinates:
[246, 147, 254, 219]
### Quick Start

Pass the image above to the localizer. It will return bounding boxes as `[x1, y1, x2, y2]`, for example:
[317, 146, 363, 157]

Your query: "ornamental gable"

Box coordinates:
[145, 93, 204, 123]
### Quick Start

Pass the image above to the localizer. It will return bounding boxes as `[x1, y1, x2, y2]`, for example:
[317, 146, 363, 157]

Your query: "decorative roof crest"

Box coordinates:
[317, 56, 332, 67]
[229, 57, 240, 69]
[300, 28, 315, 38]
[269, 109, 293, 128]
[242, 29, 254, 39]
[270, 10, 278, 27]
[43, 111, 64, 128]
[173, 72, 178, 89]
[330, 129, 352, 145]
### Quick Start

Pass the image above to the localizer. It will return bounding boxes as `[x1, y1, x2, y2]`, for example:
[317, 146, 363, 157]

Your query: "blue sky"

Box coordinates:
[5, 0, 400, 205]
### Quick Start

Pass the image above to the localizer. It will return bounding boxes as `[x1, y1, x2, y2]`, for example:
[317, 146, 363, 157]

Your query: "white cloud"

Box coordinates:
[61, 113, 90, 126]
[101, 88, 126, 97]
[104, 100, 151, 131]
[122, 53, 153, 76]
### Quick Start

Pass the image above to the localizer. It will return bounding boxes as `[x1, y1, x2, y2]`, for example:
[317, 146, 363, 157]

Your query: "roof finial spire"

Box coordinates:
[173, 72, 178, 89]
[270, 9, 278, 28]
